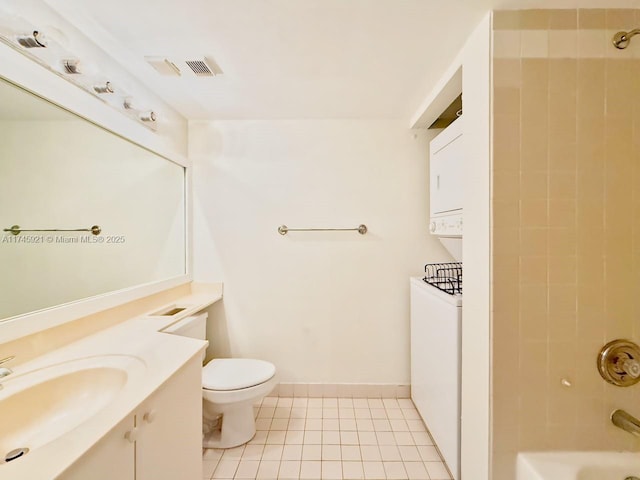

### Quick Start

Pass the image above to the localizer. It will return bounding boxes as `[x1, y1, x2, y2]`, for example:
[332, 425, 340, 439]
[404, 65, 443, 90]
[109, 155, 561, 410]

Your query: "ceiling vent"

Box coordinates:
[145, 56, 222, 78]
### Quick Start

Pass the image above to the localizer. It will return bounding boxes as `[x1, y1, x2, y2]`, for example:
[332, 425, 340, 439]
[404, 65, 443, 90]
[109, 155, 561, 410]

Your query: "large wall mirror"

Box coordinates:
[0, 76, 186, 321]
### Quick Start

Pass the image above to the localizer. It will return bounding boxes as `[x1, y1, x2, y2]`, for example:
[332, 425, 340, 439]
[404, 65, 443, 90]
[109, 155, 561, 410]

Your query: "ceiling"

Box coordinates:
[44, 0, 640, 120]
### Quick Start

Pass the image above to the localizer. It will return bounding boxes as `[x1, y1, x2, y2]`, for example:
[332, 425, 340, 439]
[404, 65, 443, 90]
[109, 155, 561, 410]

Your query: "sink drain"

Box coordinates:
[4, 448, 29, 463]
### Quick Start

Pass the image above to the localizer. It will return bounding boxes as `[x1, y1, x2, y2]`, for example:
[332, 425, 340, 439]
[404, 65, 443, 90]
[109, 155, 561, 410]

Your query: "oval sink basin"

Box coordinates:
[0, 355, 145, 462]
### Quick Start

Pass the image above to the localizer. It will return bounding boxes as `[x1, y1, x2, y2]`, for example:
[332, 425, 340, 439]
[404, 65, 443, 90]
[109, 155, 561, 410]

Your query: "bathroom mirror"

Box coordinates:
[0, 76, 186, 321]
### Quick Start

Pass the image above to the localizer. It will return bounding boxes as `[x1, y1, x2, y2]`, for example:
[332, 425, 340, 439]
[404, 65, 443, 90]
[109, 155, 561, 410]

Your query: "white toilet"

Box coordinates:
[164, 312, 277, 448]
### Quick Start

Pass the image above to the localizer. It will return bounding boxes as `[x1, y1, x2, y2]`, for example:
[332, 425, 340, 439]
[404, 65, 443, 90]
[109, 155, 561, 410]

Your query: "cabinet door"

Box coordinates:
[136, 357, 202, 480]
[430, 122, 464, 216]
[59, 415, 135, 480]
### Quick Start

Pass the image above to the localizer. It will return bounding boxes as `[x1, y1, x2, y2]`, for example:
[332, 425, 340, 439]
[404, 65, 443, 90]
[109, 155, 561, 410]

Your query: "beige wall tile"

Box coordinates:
[493, 199, 520, 228]
[548, 284, 577, 315]
[522, 58, 549, 90]
[521, 30, 549, 58]
[548, 312, 577, 341]
[549, 59, 577, 92]
[549, 30, 578, 58]
[494, 30, 521, 59]
[492, 9, 640, 474]
[576, 172, 604, 206]
[606, 60, 634, 117]
[548, 140, 577, 172]
[521, 199, 549, 227]
[577, 9, 606, 30]
[606, 9, 636, 30]
[494, 227, 520, 256]
[577, 29, 606, 58]
[519, 284, 548, 316]
[493, 11, 521, 30]
[577, 60, 605, 116]
[521, 171, 548, 199]
[494, 59, 522, 88]
[493, 115, 520, 172]
[520, 228, 548, 256]
[520, 10, 550, 30]
[494, 170, 520, 200]
[576, 308, 605, 341]
[520, 255, 548, 284]
[549, 171, 576, 200]
[549, 10, 578, 30]
[520, 309, 548, 342]
[494, 87, 521, 115]
[548, 227, 576, 256]
[493, 253, 519, 291]
[548, 256, 576, 284]
[549, 200, 576, 227]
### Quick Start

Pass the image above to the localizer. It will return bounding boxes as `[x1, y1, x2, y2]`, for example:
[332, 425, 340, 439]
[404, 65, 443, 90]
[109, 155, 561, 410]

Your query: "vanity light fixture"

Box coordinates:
[16, 30, 47, 48]
[139, 111, 157, 122]
[125, 98, 158, 122]
[93, 81, 114, 94]
[0, 18, 159, 130]
[61, 59, 81, 74]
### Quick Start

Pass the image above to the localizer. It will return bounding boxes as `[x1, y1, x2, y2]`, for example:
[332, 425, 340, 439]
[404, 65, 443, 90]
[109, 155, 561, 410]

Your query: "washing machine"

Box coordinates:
[410, 271, 462, 480]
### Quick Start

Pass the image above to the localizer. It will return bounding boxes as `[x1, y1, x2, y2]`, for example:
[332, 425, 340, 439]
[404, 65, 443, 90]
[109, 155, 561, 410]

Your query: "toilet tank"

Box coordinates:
[163, 312, 208, 340]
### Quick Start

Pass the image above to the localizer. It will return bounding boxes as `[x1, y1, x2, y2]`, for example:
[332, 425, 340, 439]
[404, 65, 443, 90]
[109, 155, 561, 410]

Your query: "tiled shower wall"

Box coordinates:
[492, 9, 640, 479]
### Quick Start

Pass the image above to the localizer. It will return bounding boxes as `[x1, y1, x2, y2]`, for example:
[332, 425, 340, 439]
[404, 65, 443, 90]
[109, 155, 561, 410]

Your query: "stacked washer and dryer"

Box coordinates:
[410, 117, 463, 480]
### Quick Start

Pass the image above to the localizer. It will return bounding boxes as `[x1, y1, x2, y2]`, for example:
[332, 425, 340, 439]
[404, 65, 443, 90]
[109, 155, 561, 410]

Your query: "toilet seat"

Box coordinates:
[203, 358, 276, 391]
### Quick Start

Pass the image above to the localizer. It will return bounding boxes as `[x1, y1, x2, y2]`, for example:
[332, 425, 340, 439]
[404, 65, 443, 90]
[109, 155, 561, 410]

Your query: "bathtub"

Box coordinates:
[517, 452, 640, 480]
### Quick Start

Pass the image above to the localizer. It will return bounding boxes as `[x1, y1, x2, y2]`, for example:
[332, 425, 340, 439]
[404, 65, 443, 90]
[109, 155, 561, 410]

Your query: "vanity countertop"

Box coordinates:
[0, 289, 222, 480]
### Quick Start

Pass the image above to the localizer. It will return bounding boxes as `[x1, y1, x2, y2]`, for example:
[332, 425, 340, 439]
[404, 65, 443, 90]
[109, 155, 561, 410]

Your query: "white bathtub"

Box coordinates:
[517, 452, 640, 480]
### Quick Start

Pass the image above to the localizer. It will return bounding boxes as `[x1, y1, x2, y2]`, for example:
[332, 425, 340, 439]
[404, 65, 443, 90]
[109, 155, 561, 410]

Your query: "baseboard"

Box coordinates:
[267, 383, 411, 399]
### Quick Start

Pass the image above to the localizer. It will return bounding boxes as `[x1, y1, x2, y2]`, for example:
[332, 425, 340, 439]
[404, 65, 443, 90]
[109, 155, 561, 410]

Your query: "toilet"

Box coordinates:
[163, 312, 277, 449]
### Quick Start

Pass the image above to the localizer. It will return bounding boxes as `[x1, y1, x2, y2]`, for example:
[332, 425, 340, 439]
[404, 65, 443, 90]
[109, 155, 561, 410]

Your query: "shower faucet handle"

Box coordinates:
[623, 358, 640, 379]
[598, 340, 640, 387]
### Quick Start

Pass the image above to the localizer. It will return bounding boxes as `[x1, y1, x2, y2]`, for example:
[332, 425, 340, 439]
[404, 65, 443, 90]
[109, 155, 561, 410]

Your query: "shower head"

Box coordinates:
[613, 29, 640, 49]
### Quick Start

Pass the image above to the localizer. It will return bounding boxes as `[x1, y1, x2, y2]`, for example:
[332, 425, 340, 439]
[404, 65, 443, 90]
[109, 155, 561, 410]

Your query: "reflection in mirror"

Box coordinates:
[0, 77, 186, 321]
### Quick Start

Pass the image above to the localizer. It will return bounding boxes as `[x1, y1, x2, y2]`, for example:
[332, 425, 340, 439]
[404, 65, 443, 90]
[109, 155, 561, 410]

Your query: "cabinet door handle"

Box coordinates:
[143, 410, 157, 424]
[124, 427, 139, 443]
[436, 175, 440, 189]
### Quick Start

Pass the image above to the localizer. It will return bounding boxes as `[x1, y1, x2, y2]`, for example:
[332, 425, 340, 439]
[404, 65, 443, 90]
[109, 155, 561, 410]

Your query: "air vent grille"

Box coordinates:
[185, 60, 214, 77]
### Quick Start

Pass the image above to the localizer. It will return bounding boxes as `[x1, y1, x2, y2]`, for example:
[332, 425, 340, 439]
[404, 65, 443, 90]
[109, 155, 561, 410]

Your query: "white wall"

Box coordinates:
[190, 120, 451, 383]
[460, 14, 492, 480]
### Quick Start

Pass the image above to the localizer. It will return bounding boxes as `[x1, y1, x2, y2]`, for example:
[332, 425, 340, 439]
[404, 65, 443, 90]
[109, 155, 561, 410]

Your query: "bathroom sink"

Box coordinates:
[0, 355, 145, 462]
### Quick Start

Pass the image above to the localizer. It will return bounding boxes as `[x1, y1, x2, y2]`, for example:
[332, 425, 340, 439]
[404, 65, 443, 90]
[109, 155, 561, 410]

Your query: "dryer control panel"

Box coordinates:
[429, 213, 463, 237]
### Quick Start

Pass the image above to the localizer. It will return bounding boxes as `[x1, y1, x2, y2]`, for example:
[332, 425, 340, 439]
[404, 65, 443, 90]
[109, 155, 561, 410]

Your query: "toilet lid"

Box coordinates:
[202, 358, 276, 391]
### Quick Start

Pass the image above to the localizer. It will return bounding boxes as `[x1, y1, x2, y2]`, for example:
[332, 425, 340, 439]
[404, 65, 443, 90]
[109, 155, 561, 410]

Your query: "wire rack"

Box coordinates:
[423, 262, 463, 295]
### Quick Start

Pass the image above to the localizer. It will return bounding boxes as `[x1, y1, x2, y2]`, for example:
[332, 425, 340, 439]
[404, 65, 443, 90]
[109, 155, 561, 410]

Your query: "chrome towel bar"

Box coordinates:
[278, 224, 367, 235]
[3, 224, 102, 236]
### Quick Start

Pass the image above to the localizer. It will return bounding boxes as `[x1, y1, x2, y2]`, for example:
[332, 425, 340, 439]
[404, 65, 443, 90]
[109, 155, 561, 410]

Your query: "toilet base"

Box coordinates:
[203, 402, 256, 449]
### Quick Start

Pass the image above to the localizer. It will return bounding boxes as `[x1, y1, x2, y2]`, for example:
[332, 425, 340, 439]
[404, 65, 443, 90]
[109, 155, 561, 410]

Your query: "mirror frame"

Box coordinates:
[0, 40, 192, 343]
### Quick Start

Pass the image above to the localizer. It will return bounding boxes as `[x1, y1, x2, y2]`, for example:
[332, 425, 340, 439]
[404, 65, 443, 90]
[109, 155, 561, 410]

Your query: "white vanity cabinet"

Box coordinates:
[136, 356, 202, 480]
[60, 356, 202, 480]
[61, 415, 135, 480]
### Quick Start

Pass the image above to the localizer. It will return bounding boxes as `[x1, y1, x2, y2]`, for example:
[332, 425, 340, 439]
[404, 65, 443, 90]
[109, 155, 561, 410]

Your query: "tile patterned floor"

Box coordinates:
[202, 397, 452, 480]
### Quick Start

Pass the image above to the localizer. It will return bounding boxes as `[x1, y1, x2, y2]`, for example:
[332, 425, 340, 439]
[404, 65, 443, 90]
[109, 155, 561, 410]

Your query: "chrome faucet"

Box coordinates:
[0, 355, 14, 390]
[611, 409, 640, 437]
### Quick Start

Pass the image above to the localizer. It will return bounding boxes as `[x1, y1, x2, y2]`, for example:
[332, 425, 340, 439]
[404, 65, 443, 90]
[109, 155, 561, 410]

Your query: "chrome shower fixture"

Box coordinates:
[16, 30, 47, 48]
[613, 29, 640, 49]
